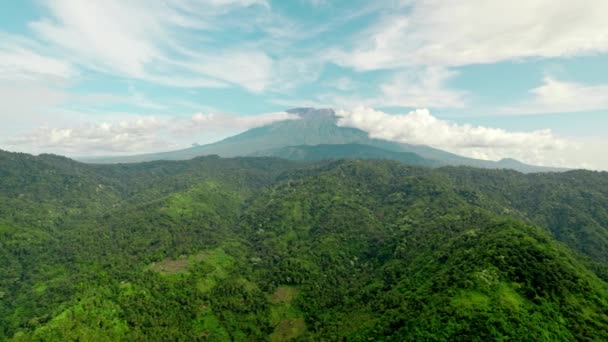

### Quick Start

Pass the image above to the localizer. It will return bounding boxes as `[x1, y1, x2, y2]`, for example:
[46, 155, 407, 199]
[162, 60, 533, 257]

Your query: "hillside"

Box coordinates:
[1, 150, 607, 340]
[81, 108, 565, 173]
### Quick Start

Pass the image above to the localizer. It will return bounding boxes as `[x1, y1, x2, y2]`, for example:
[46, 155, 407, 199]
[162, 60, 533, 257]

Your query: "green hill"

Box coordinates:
[1, 150, 606, 340]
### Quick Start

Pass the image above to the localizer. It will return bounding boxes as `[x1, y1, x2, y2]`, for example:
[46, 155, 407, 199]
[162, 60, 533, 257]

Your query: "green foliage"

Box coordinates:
[1, 150, 608, 340]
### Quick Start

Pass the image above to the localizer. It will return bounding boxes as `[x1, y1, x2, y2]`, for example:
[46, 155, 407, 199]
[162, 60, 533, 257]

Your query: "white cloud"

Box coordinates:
[331, 0, 608, 70]
[0, 33, 75, 82]
[319, 67, 466, 108]
[505, 77, 608, 114]
[554, 137, 608, 171]
[177, 51, 274, 93]
[4, 111, 298, 156]
[271, 57, 324, 92]
[379, 67, 466, 108]
[8, 117, 171, 154]
[0, 80, 72, 143]
[26, 0, 275, 91]
[174, 111, 299, 134]
[31, 0, 168, 77]
[336, 106, 572, 167]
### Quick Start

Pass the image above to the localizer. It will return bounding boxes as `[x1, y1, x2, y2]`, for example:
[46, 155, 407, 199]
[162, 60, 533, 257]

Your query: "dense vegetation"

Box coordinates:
[1, 149, 608, 340]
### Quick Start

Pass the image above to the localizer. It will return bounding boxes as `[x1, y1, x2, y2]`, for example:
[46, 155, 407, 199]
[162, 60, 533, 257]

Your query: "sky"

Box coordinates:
[1, 0, 608, 170]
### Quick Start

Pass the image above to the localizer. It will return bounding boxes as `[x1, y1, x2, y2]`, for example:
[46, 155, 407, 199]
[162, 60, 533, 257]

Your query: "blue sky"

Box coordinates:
[1, 0, 607, 169]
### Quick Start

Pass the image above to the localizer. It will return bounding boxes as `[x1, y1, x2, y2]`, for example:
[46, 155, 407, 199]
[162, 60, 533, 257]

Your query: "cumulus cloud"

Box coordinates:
[336, 107, 571, 166]
[331, 0, 608, 70]
[505, 77, 608, 114]
[7, 117, 171, 155]
[5, 111, 298, 156]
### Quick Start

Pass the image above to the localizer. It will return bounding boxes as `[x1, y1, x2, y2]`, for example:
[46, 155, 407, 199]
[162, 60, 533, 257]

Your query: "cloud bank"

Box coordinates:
[336, 107, 570, 166]
[6, 111, 298, 156]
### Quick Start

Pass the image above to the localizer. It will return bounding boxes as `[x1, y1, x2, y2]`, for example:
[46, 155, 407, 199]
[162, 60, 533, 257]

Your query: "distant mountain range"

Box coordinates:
[80, 108, 567, 173]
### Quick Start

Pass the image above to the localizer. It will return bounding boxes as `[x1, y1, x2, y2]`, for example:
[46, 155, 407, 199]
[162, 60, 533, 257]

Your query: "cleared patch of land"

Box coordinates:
[150, 258, 189, 274]
[269, 286, 305, 341]
[270, 286, 298, 304]
[149, 251, 211, 274]
[270, 318, 305, 342]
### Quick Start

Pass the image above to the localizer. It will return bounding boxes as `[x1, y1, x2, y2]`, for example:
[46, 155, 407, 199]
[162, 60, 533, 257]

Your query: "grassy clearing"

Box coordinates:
[148, 247, 231, 284]
[270, 286, 298, 304]
[149, 252, 211, 275]
[268, 286, 305, 341]
[270, 318, 306, 342]
[149, 258, 190, 274]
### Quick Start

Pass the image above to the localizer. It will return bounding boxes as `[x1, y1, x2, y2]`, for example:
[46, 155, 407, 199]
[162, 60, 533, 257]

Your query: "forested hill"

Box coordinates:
[1, 149, 608, 340]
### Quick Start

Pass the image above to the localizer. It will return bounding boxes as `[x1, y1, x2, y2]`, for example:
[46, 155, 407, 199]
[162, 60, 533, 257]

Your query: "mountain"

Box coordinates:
[2, 149, 608, 340]
[81, 108, 566, 173]
[251, 143, 440, 167]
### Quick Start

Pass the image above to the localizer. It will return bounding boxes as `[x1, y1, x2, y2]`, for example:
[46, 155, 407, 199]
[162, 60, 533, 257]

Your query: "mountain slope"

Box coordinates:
[81, 108, 565, 173]
[251, 143, 440, 167]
